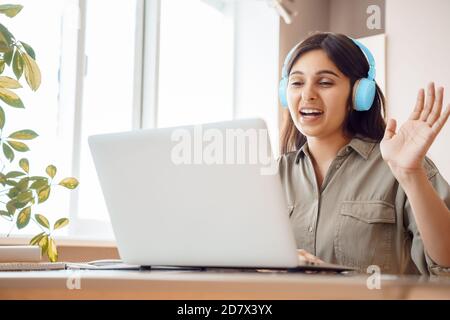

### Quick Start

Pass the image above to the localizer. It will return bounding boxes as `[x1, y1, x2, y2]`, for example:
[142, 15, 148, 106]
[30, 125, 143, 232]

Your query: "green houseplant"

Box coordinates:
[0, 4, 79, 262]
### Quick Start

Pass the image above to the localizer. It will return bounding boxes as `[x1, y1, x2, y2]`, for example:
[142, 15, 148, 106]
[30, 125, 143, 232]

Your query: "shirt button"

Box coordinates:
[308, 226, 313, 233]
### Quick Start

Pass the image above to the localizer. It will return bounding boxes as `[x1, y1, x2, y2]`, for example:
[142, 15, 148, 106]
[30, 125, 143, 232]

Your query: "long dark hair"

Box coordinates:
[280, 32, 386, 154]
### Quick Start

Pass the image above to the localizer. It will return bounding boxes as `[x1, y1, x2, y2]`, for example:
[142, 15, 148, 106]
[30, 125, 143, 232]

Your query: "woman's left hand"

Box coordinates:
[380, 82, 450, 180]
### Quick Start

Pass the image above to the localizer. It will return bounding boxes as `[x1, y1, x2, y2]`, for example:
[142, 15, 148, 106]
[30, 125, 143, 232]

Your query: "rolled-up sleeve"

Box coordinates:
[404, 158, 450, 276]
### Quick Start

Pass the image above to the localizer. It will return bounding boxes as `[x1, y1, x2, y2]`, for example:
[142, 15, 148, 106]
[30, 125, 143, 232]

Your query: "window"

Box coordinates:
[75, 0, 140, 238]
[157, 0, 234, 128]
[1, 0, 279, 240]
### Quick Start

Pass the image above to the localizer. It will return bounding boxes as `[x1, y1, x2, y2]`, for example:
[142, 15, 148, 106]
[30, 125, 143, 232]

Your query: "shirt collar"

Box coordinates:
[294, 135, 377, 164]
[346, 136, 377, 160]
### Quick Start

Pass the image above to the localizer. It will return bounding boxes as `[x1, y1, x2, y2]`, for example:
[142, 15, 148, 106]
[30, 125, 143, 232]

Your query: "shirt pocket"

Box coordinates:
[334, 200, 396, 272]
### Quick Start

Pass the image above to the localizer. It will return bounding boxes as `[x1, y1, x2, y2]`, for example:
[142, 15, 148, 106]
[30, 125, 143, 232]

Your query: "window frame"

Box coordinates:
[66, 0, 154, 240]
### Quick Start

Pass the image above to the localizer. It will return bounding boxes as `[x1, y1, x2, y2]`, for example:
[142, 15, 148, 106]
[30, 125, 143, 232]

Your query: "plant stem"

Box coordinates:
[0, 214, 12, 222]
[6, 222, 15, 237]
[32, 217, 47, 233]
[0, 187, 14, 195]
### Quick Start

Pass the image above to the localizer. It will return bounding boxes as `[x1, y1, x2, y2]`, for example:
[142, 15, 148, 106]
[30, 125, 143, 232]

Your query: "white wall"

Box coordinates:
[386, 0, 450, 181]
[233, 0, 280, 155]
[358, 34, 386, 95]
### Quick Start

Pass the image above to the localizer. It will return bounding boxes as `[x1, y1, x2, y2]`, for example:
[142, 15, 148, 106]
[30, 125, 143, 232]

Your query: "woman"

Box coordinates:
[277, 32, 450, 275]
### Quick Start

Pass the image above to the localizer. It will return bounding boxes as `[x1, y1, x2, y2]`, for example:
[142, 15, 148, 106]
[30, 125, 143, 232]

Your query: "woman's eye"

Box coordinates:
[291, 82, 303, 86]
[319, 82, 333, 86]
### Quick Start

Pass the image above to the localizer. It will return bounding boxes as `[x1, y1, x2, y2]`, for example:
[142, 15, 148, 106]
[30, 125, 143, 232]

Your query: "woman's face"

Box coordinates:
[287, 49, 352, 140]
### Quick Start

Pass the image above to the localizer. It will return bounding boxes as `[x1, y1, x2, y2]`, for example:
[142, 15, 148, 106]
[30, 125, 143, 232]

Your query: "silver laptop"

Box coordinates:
[88, 118, 355, 272]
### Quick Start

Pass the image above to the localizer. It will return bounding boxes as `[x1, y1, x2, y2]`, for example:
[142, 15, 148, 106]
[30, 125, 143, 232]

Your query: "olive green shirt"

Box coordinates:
[278, 136, 450, 276]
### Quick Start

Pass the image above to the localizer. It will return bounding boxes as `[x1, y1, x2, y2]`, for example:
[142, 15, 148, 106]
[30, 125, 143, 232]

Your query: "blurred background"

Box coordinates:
[1, 0, 448, 243]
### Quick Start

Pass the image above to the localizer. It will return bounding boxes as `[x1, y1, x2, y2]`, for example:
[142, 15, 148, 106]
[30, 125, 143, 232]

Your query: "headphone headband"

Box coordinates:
[350, 38, 376, 80]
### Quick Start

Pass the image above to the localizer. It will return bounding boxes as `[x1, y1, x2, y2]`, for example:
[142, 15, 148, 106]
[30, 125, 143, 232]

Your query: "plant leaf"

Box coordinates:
[0, 209, 12, 216]
[16, 206, 31, 229]
[54, 217, 69, 230]
[16, 190, 32, 203]
[0, 23, 13, 48]
[0, 106, 5, 129]
[19, 158, 29, 173]
[38, 185, 50, 203]
[0, 75, 21, 89]
[3, 49, 13, 66]
[8, 129, 38, 140]
[29, 176, 47, 181]
[5, 179, 18, 187]
[12, 50, 23, 80]
[38, 234, 49, 256]
[5, 171, 25, 179]
[6, 199, 16, 215]
[17, 177, 30, 191]
[29, 231, 46, 246]
[14, 199, 27, 209]
[47, 237, 58, 262]
[58, 177, 79, 189]
[46, 165, 57, 178]
[30, 179, 47, 190]
[35, 214, 50, 229]
[0, 210, 12, 221]
[7, 187, 19, 199]
[2, 142, 14, 161]
[14, 188, 29, 204]
[0, 4, 23, 18]
[20, 41, 35, 60]
[7, 140, 29, 152]
[0, 60, 5, 73]
[0, 87, 24, 108]
[21, 51, 41, 91]
[0, 39, 10, 53]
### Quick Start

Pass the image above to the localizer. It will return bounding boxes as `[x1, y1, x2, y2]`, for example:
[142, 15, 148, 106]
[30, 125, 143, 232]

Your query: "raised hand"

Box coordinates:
[380, 82, 450, 178]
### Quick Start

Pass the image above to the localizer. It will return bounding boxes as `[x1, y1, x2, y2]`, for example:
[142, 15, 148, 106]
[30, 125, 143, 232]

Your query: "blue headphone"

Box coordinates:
[279, 37, 376, 111]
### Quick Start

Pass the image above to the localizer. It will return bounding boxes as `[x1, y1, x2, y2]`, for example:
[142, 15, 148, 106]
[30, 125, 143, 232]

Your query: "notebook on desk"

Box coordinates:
[88, 118, 356, 273]
[0, 262, 66, 271]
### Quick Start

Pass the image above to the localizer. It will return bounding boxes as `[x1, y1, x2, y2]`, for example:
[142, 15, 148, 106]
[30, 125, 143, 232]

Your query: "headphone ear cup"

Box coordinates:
[278, 77, 289, 108]
[352, 78, 376, 111]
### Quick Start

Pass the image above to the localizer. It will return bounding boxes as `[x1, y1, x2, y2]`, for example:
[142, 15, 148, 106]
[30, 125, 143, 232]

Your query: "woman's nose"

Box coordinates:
[301, 83, 317, 101]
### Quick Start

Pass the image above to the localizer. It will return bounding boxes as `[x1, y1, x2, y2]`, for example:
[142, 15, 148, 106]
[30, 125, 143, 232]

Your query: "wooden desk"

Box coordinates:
[1, 269, 450, 299]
